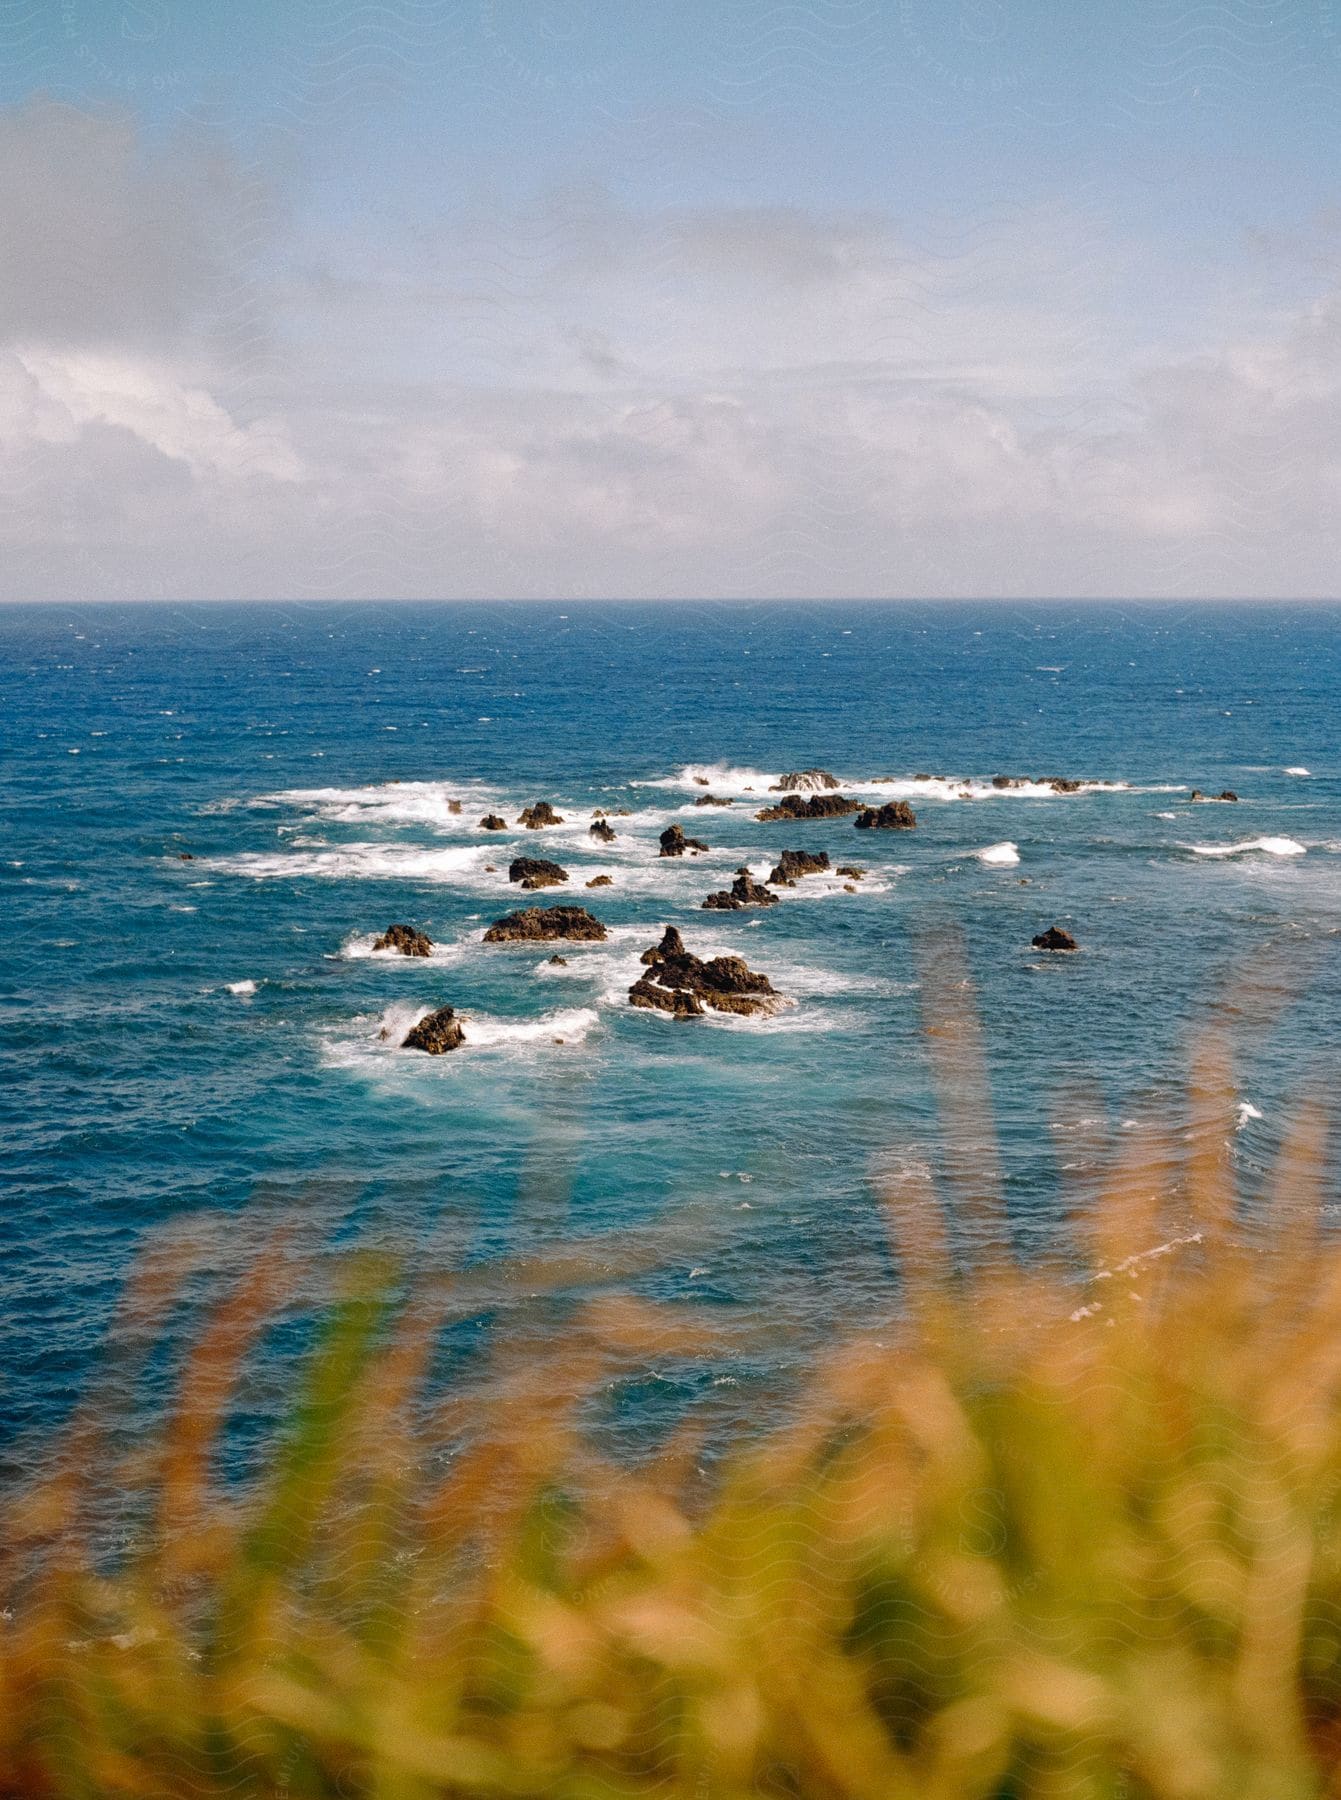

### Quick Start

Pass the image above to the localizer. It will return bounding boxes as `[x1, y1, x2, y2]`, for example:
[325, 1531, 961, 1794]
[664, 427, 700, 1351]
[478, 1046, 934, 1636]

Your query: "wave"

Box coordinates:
[323, 1002, 601, 1072]
[226, 979, 258, 996]
[637, 765, 1175, 805]
[1236, 1101, 1264, 1131]
[976, 841, 1020, 866]
[1183, 837, 1306, 859]
[1285, 767, 1311, 777]
[202, 842, 488, 883]
[335, 932, 467, 963]
[250, 780, 505, 828]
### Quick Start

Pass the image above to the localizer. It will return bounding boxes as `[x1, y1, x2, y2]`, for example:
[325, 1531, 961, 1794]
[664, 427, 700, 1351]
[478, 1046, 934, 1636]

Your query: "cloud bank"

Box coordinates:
[1, 99, 1337, 599]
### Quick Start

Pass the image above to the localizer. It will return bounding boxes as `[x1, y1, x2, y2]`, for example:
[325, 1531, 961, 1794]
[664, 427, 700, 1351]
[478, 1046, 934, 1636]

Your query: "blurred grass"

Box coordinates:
[4, 1031, 1341, 1797]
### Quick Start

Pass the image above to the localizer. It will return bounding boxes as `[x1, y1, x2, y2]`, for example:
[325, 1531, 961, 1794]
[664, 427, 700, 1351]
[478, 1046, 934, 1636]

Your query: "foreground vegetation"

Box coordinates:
[3, 1035, 1340, 1798]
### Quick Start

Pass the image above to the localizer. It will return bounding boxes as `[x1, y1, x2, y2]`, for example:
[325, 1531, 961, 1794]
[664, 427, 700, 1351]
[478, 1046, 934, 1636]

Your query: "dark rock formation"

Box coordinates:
[770, 769, 840, 792]
[480, 814, 507, 831]
[702, 867, 780, 910]
[755, 793, 862, 822]
[483, 906, 607, 943]
[854, 802, 917, 830]
[659, 823, 709, 857]
[589, 818, 617, 842]
[1219, 790, 1239, 801]
[586, 875, 613, 888]
[630, 925, 786, 1017]
[448, 799, 462, 815]
[628, 976, 705, 1020]
[549, 954, 568, 966]
[992, 775, 1027, 789]
[508, 857, 568, 891]
[402, 1005, 465, 1054]
[836, 864, 865, 880]
[177, 851, 194, 860]
[517, 802, 564, 828]
[373, 923, 434, 957]
[767, 849, 831, 886]
[1032, 925, 1079, 952]
[694, 793, 733, 806]
[1049, 778, 1083, 794]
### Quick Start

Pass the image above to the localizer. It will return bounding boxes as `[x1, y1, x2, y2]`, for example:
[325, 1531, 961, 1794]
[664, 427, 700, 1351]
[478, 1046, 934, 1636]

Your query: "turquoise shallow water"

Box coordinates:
[3, 600, 1339, 1470]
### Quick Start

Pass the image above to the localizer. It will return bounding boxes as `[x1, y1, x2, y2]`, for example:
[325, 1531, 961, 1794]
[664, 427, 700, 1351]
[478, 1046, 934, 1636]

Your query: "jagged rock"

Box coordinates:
[843, 884, 856, 892]
[483, 906, 607, 943]
[694, 776, 710, 785]
[628, 976, 705, 1020]
[756, 793, 862, 822]
[694, 793, 733, 806]
[770, 769, 840, 792]
[509, 856, 567, 891]
[586, 875, 613, 888]
[1219, 790, 1239, 801]
[518, 802, 564, 828]
[402, 1006, 465, 1054]
[1032, 925, 1078, 952]
[854, 802, 917, 830]
[590, 819, 616, 842]
[767, 849, 831, 887]
[630, 927, 785, 1017]
[1049, 778, 1083, 794]
[660, 824, 709, 857]
[373, 923, 434, 957]
[836, 864, 865, 880]
[992, 775, 1025, 789]
[913, 773, 933, 781]
[549, 954, 568, 966]
[702, 867, 779, 910]
[448, 799, 462, 814]
[480, 814, 507, 831]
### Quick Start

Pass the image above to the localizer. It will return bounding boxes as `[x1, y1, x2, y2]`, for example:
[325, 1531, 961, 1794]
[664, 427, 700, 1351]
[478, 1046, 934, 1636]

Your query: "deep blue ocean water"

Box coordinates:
[3, 600, 1339, 1472]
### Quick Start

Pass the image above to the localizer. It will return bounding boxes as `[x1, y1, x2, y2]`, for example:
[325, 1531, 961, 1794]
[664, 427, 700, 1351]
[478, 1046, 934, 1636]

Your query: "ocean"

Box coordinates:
[3, 600, 1339, 1472]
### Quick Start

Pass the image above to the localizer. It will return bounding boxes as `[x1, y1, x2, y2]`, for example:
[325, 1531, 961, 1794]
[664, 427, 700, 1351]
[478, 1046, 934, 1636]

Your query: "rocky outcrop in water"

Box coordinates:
[518, 802, 564, 828]
[631, 925, 786, 1017]
[755, 793, 862, 822]
[854, 801, 917, 830]
[702, 867, 779, 910]
[767, 849, 831, 886]
[479, 814, 507, 831]
[483, 906, 607, 943]
[1190, 789, 1239, 802]
[659, 823, 709, 857]
[508, 857, 567, 891]
[694, 794, 733, 806]
[586, 875, 613, 888]
[1032, 925, 1078, 952]
[402, 1005, 465, 1053]
[589, 818, 616, 842]
[373, 923, 434, 957]
[836, 864, 865, 880]
[771, 769, 840, 792]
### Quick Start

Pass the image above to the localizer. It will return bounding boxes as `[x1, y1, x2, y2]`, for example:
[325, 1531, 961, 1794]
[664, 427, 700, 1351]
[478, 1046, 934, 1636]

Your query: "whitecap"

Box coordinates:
[323, 1002, 600, 1071]
[1184, 837, 1305, 859]
[1285, 767, 1311, 777]
[635, 763, 780, 795]
[204, 841, 488, 883]
[976, 841, 1020, 866]
[1236, 1101, 1264, 1131]
[335, 932, 466, 963]
[227, 979, 258, 996]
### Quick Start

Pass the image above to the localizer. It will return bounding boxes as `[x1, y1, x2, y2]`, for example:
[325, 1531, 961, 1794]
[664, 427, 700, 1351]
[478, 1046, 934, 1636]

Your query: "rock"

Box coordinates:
[630, 928, 785, 1017]
[702, 867, 780, 910]
[913, 773, 933, 781]
[177, 851, 194, 860]
[448, 799, 462, 815]
[770, 769, 840, 792]
[767, 849, 831, 887]
[694, 794, 733, 806]
[480, 814, 507, 831]
[402, 1006, 465, 1054]
[992, 775, 1026, 789]
[843, 883, 856, 892]
[1219, 790, 1239, 802]
[659, 823, 709, 857]
[483, 906, 607, 943]
[549, 954, 568, 966]
[854, 802, 917, 830]
[694, 776, 710, 786]
[509, 856, 568, 891]
[755, 793, 862, 822]
[586, 875, 613, 888]
[628, 976, 705, 1020]
[836, 864, 865, 880]
[641, 925, 687, 966]
[1031, 925, 1078, 952]
[484, 864, 497, 873]
[589, 819, 617, 842]
[372, 923, 434, 957]
[518, 802, 564, 829]
[1049, 778, 1083, 794]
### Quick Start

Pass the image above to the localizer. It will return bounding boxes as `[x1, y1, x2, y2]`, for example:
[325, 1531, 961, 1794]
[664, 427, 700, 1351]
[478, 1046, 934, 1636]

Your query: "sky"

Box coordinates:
[1, 0, 1339, 599]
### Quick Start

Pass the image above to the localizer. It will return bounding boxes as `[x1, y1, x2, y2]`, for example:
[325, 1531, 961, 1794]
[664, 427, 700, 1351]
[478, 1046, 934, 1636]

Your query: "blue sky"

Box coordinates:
[1, 0, 1338, 597]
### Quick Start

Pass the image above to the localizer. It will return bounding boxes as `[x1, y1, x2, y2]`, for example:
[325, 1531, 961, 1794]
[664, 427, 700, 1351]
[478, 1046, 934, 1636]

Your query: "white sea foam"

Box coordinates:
[1184, 837, 1306, 858]
[227, 979, 258, 996]
[636, 763, 780, 795]
[1285, 767, 1311, 776]
[324, 1002, 601, 1072]
[1236, 1101, 1264, 1131]
[253, 779, 505, 829]
[976, 841, 1020, 865]
[204, 842, 488, 883]
[336, 932, 466, 963]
